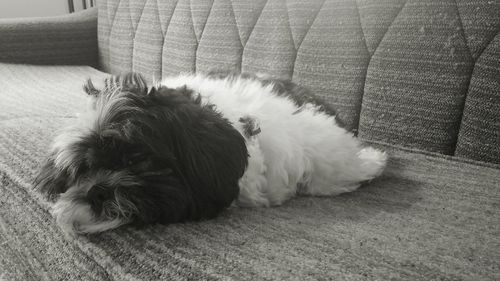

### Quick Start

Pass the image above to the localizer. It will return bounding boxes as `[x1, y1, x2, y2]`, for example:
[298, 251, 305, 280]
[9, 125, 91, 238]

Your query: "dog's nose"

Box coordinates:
[87, 184, 114, 214]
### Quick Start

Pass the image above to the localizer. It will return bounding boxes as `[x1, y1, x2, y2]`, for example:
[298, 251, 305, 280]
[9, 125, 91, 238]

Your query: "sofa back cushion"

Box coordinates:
[97, 0, 500, 164]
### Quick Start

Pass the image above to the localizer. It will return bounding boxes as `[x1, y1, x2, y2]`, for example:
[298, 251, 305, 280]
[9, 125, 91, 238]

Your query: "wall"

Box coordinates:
[0, 0, 89, 18]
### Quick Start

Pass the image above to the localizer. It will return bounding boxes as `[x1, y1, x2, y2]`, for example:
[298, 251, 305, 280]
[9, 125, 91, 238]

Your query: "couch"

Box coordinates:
[0, 0, 499, 280]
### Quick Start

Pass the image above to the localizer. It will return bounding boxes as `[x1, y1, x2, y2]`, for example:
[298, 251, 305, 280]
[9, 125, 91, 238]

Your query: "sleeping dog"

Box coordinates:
[35, 71, 387, 234]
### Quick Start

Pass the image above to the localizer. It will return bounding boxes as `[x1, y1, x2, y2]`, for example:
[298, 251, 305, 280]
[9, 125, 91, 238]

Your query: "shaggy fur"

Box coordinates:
[162, 71, 387, 207]
[35, 73, 248, 233]
[35, 71, 387, 234]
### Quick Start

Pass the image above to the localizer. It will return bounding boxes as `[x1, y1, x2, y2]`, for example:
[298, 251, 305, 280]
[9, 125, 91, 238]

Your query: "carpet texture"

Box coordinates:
[0, 63, 499, 280]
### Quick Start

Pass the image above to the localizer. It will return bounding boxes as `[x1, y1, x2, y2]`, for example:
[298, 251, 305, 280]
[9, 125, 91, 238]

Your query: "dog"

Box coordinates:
[35, 71, 387, 234]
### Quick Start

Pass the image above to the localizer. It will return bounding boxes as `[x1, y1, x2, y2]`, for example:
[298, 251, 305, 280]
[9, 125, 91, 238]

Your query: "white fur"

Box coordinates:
[52, 185, 127, 234]
[161, 74, 388, 207]
[50, 73, 387, 234]
[50, 170, 136, 234]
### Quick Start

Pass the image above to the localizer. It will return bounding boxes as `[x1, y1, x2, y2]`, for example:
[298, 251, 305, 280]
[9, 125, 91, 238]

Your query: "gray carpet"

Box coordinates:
[0, 63, 499, 280]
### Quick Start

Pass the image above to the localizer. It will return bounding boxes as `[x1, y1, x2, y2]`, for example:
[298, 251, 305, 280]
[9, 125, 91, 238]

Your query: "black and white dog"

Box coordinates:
[35, 71, 387, 234]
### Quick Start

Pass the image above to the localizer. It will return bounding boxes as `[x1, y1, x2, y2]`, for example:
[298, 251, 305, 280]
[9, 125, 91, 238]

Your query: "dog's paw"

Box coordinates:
[357, 147, 388, 179]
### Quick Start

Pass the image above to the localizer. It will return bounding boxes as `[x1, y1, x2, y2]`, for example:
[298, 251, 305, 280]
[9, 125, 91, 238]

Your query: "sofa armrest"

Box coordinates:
[0, 8, 98, 67]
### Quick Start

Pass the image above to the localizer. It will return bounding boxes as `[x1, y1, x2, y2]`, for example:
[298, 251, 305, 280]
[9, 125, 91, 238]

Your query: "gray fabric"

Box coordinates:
[0, 64, 111, 280]
[456, 0, 500, 61]
[455, 32, 500, 164]
[1, 1, 500, 278]
[97, 0, 500, 164]
[97, 0, 371, 132]
[0, 8, 98, 67]
[358, 0, 475, 155]
[359, 0, 500, 162]
[287, 0, 369, 132]
[1, 63, 500, 280]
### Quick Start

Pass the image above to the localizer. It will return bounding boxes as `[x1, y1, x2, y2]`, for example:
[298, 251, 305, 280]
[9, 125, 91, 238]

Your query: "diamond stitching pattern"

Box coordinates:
[286, 0, 326, 50]
[98, 0, 500, 158]
[357, 0, 407, 56]
[99, 0, 500, 79]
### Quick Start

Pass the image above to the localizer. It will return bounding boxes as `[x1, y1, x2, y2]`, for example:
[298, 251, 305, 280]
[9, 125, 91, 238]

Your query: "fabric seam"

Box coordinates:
[352, 0, 370, 135]
[291, 0, 326, 80]
[451, 0, 480, 156]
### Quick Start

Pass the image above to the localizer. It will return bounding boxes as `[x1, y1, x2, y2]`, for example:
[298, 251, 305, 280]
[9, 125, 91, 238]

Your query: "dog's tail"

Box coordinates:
[357, 147, 388, 180]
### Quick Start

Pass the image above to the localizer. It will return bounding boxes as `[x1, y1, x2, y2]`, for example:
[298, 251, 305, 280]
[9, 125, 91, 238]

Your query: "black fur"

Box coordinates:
[84, 72, 149, 98]
[35, 72, 248, 227]
[34, 158, 72, 201]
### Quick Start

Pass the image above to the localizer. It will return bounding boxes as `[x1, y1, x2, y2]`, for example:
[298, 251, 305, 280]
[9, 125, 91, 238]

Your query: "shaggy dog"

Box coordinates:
[35, 71, 387, 234]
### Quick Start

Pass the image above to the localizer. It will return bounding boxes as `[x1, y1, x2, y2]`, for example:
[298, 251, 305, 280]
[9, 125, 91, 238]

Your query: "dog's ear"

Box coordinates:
[142, 86, 247, 218]
[84, 72, 149, 98]
[83, 79, 102, 109]
[105, 72, 148, 95]
[148, 85, 202, 106]
[83, 79, 100, 97]
[120, 72, 148, 94]
[34, 156, 71, 201]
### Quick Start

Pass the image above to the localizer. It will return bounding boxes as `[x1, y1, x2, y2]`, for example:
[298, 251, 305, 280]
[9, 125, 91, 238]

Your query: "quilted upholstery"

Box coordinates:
[455, 32, 500, 164]
[97, 0, 500, 164]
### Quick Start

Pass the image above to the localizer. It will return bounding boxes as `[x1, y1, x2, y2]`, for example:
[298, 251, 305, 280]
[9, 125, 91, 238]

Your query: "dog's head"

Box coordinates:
[35, 73, 248, 234]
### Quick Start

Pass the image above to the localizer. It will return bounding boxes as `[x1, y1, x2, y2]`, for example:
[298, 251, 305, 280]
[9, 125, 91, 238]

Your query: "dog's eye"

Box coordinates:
[125, 153, 146, 166]
[126, 158, 138, 166]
